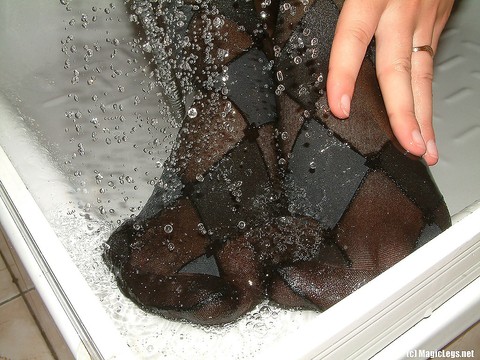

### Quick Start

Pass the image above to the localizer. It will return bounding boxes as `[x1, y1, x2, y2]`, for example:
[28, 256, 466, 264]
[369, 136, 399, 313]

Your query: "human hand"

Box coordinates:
[327, 0, 454, 165]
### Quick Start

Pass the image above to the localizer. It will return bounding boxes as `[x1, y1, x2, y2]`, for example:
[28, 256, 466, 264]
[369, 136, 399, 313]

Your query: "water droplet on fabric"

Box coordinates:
[187, 107, 198, 118]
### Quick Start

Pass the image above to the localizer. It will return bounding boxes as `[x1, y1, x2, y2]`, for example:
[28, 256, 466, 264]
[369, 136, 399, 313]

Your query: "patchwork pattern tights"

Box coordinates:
[103, 0, 451, 325]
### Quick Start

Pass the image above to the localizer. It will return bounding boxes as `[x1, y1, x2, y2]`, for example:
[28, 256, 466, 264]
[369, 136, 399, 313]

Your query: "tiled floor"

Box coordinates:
[1, 227, 479, 359]
[0, 230, 73, 360]
[445, 321, 480, 355]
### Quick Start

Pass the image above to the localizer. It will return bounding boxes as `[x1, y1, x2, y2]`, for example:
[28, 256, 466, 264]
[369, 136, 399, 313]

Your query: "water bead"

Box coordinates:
[197, 223, 207, 235]
[320, 105, 331, 118]
[273, 45, 281, 57]
[187, 107, 198, 118]
[212, 17, 224, 28]
[276, 70, 284, 82]
[133, 223, 142, 231]
[275, 84, 285, 95]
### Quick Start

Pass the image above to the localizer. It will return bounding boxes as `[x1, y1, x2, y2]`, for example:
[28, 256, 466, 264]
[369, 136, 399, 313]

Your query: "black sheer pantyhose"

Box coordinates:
[103, 0, 451, 325]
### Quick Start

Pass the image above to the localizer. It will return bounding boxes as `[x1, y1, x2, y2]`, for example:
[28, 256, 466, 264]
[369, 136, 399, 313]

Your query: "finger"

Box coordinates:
[419, 0, 454, 165]
[327, 0, 384, 119]
[411, 49, 437, 164]
[375, 5, 427, 157]
[412, 15, 437, 165]
[431, 0, 455, 50]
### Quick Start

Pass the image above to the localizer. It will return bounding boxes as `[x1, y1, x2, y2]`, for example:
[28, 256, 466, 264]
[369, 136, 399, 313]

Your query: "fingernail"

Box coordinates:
[340, 94, 350, 118]
[411, 129, 426, 153]
[426, 139, 438, 159]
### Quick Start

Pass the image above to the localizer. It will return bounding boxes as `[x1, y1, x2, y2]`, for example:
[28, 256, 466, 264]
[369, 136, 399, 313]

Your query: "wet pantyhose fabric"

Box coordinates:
[103, 0, 451, 325]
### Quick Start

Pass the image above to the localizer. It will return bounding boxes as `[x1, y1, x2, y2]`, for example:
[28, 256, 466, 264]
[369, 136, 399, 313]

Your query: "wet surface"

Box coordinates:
[0, 0, 479, 358]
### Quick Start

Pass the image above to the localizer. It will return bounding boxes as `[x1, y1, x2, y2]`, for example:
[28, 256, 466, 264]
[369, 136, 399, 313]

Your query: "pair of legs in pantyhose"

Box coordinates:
[103, 0, 450, 325]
